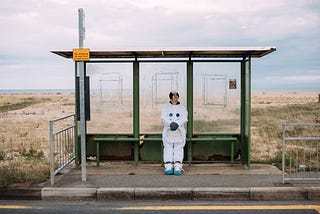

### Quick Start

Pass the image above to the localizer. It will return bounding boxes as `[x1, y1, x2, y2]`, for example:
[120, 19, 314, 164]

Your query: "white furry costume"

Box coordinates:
[161, 101, 188, 169]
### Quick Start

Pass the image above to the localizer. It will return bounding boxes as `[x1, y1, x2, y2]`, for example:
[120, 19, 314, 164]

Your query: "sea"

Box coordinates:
[0, 88, 318, 94]
[0, 89, 75, 94]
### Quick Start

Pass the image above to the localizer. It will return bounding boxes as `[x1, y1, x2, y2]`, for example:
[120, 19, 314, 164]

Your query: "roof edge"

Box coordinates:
[51, 47, 276, 59]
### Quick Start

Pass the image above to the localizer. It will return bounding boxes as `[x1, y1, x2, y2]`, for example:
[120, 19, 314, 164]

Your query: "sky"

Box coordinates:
[0, 0, 319, 91]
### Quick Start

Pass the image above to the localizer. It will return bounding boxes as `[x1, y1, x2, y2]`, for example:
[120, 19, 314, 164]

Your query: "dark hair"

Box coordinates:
[169, 91, 179, 100]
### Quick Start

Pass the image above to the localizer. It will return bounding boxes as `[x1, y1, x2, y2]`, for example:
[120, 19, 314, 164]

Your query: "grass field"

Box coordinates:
[0, 92, 319, 187]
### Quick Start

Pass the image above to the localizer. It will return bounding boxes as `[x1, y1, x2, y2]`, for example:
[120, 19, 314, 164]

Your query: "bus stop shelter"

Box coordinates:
[52, 47, 276, 173]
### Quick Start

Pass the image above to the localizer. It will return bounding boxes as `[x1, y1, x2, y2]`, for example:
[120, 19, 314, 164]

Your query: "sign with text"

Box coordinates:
[229, 79, 237, 89]
[73, 48, 90, 61]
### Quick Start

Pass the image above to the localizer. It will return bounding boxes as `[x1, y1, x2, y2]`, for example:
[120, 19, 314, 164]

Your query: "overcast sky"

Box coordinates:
[0, 0, 319, 91]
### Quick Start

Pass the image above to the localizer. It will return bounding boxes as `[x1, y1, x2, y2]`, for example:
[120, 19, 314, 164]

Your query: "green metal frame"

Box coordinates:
[240, 55, 251, 168]
[133, 58, 140, 163]
[186, 58, 194, 165]
[75, 56, 253, 167]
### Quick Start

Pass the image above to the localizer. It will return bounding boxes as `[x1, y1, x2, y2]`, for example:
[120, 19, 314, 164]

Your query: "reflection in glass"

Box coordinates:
[193, 63, 240, 133]
[140, 63, 186, 133]
[86, 63, 133, 133]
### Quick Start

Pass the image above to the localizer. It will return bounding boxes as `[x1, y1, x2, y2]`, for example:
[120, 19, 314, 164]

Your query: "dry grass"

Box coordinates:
[251, 92, 320, 161]
[0, 92, 319, 187]
[0, 93, 74, 187]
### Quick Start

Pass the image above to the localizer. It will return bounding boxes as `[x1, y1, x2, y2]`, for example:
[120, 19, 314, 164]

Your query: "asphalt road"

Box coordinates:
[0, 200, 319, 214]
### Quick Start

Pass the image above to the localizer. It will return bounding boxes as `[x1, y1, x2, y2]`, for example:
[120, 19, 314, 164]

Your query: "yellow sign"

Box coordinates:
[73, 48, 90, 61]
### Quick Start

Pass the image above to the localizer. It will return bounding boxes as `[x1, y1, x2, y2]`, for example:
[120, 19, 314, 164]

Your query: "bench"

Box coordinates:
[93, 136, 239, 166]
[187, 137, 239, 165]
[93, 137, 163, 166]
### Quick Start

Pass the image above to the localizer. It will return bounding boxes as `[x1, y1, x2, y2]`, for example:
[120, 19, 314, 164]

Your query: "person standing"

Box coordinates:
[161, 91, 188, 175]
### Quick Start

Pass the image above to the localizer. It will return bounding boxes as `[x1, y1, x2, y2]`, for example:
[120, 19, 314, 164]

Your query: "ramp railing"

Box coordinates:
[49, 114, 76, 186]
[282, 123, 320, 184]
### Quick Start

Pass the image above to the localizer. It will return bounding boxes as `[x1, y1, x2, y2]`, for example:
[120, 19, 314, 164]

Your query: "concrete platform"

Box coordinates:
[1, 162, 320, 201]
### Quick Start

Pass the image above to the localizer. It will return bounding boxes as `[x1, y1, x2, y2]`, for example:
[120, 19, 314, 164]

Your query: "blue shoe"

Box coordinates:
[165, 169, 173, 175]
[174, 169, 182, 175]
[173, 162, 183, 175]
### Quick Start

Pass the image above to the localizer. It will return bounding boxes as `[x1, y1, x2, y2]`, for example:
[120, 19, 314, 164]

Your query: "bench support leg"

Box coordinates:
[96, 142, 100, 166]
[230, 141, 234, 166]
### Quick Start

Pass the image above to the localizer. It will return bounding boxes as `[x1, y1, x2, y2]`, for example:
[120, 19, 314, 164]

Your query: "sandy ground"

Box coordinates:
[0, 93, 75, 158]
[252, 91, 319, 108]
[0, 91, 319, 162]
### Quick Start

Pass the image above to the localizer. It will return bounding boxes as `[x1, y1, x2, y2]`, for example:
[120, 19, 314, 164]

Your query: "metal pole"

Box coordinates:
[240, 55, 251, 168]
[78, 8, 86, 181]
[49, 121, 54, 186]
[282, 124, 286, 184]
[133, 59, 139, 164]
[78, 8, 85, 48]
[240, 60, 245, 164]
[187, 58, 193, 165]
[247, 56, 251, 169]
[74, 63, 79, 169]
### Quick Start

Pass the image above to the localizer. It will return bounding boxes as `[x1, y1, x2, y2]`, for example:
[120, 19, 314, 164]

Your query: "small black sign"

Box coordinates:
[229, 79, 237, 89]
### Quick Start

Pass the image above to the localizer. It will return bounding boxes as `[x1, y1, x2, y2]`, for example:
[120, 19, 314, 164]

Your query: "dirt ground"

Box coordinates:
[0, 91, 319, 162]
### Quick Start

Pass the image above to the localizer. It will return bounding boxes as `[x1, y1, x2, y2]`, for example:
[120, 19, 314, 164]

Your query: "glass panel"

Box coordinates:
[193, 62, 240, 133]
[140, 63, 186, 133]
[86, 63, 133, 133]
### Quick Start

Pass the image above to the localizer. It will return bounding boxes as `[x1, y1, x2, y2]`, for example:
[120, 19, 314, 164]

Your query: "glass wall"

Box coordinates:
[83, 61, 240, 134]
[139, 63, 186, 133]
[193, 62, 240, 133]
[86, 63, 133, 133]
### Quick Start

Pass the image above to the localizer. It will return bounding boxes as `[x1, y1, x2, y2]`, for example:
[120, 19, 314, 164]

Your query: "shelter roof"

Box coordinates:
[51, 47, 276, 59]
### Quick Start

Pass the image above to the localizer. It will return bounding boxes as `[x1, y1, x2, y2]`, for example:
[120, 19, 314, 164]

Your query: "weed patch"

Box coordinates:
[251, 102, 320, 161]
[0, 161, 49, 187]
[194, 119, 239, 132]
[0, 100, 41, 113]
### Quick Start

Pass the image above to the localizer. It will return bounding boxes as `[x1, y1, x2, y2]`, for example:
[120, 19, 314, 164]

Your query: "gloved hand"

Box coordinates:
[170, 122, 179, 131]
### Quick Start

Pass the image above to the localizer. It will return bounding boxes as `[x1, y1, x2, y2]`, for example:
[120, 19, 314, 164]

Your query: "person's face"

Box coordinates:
[172, 93, 179, 103]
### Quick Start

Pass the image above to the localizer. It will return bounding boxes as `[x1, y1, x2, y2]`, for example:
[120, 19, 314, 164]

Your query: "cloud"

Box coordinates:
[0, 0, 319, 89]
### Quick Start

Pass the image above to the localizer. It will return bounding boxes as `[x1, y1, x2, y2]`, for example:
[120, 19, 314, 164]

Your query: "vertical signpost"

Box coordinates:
[77, 8, 87, 181]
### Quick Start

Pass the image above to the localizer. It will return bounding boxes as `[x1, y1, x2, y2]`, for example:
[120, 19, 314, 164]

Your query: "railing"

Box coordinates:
[282, 123, 320, 184]
[49, 114, 76, 186]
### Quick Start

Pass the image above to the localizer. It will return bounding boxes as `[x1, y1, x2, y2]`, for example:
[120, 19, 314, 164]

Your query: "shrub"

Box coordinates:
[0, 160, 49, 188]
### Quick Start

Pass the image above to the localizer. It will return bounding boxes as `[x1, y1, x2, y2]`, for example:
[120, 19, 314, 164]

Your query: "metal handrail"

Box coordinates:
[282, 123, 320, 184]
[49, 114, 76, 186]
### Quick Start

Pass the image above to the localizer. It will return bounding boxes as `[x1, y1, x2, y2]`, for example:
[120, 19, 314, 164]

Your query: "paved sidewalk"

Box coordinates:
[51, 162, 284, 188]
[1, 162, 320, 201]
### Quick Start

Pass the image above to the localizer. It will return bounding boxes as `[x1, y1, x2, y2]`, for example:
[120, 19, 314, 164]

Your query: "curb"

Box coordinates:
[37, 187, 320, 201]
[250, 187, 307, 201]
[97, 188, 134, 200]
[1, 187, 319, 201]
[41, 187, 96, 200]
[135, 187, 192, 200]
[193, 187, 250, 201]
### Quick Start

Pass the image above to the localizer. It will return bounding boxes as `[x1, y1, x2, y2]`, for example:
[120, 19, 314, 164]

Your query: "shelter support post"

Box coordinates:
[187, 59, 194, 165]
[133, 59, 140, 164]
[240, 55, 251, 168]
